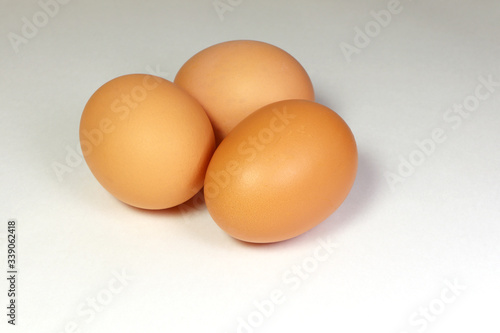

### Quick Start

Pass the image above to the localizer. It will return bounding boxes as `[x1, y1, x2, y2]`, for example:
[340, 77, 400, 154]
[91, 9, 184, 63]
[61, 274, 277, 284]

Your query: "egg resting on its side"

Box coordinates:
[80, 74, 215, 209]
[174, 40, 315, 143]
[204, 99, 357, 243]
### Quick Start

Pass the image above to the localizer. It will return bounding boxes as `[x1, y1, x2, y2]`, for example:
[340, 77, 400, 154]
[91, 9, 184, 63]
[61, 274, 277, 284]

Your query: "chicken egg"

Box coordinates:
[80, 74, 215, 210]
[174, 40, 315, 143]
[204, 99, 357, 243]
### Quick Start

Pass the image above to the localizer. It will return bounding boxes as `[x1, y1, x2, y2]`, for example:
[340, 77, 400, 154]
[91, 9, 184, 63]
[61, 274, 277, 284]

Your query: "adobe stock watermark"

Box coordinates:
[204, 106, 296, 200]
[56, 268, 135, 333]
[398, 278, 466, 333]
[7, 0, 72, 54]
[213, 0, 243, 22]
[235, 237, 338, 333]
[339, 0, 404, 62]
[385, 74, 499, 192]
[51, 65, 168, 183]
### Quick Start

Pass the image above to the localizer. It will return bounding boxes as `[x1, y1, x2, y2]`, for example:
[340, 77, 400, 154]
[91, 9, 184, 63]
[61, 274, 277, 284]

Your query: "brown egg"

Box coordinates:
[204, 100, 357, 243]
[174, 40, 315, 143]
[80, 74, 215, 210]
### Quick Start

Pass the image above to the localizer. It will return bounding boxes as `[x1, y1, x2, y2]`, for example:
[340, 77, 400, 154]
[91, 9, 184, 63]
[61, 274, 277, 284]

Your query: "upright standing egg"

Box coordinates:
[174, 40, 315, 143]
[80, 74, 215, 210]
[204, 100, 357, 243]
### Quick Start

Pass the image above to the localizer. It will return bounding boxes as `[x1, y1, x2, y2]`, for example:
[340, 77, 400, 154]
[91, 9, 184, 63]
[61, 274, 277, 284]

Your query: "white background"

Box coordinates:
[1, 0, 499, 332]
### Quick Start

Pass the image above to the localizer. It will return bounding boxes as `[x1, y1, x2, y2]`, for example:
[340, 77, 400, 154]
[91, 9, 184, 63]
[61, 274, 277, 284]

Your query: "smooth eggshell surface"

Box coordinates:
[174, 40, 315, 143]
[80, 74, 215, 210]
[204, 100, 357, 243]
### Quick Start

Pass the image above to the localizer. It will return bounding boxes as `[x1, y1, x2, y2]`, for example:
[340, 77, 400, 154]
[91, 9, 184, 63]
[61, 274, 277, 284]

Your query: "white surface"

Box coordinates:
[1, 0, 500, 332]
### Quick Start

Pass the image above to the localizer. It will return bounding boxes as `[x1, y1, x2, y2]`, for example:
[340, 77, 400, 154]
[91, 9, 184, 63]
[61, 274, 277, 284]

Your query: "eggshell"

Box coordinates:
[204, 100, 357, 243]
[174, 40, 315, 143]
[80, 74, 215, 210]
